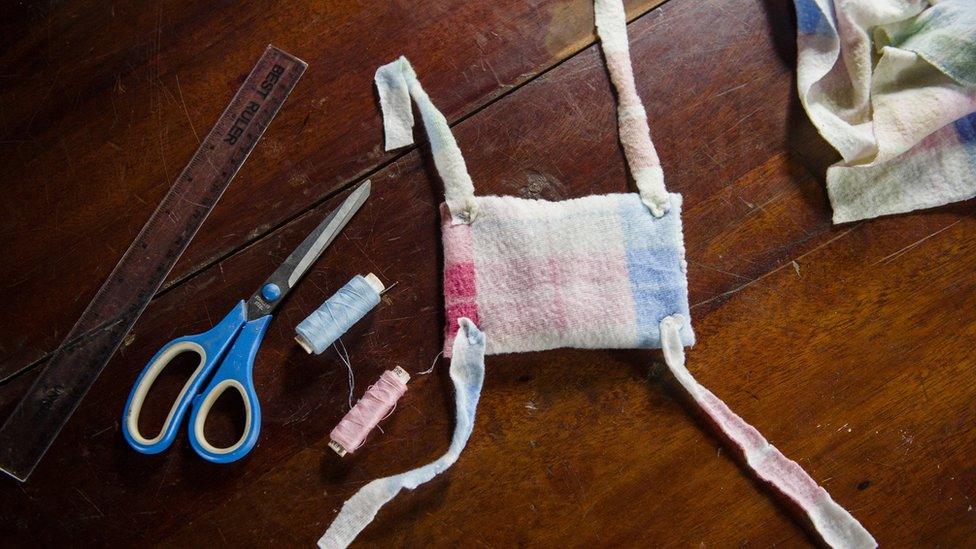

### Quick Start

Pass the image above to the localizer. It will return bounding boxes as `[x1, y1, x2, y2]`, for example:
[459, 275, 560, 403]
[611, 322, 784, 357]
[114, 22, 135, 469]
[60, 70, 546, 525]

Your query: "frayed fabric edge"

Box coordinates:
[659, 315, 877, 549]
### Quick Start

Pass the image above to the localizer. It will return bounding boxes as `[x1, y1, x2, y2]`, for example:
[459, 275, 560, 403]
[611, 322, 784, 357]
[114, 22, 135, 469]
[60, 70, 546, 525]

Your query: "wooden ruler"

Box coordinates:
[0, 45, 307, 482]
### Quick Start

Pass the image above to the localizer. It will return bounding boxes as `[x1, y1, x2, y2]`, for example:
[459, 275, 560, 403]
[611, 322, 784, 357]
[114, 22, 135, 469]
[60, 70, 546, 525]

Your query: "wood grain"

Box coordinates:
[0, 0, 662, 378]
[2, 0, 974, 546]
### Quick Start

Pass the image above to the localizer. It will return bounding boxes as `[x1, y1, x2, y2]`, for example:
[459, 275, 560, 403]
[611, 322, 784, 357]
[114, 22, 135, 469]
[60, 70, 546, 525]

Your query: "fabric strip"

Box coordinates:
[375, 57, 479, 224]
[658, 316, 877, 549]
[594, 0, 669, 216]
[318, 318, 486, 549]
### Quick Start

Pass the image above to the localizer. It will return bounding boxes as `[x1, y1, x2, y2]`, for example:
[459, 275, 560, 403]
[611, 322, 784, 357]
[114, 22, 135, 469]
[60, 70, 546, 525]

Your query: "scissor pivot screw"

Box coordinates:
[261, 283, 282, 302]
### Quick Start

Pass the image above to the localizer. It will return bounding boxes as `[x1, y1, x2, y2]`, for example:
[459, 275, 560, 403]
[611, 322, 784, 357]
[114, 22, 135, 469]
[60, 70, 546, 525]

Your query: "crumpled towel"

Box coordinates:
[794, 0, 976, 224]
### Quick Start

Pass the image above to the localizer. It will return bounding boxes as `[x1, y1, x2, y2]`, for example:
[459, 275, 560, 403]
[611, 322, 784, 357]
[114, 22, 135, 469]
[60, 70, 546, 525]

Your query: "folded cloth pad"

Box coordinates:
[795, 0, 976, 223]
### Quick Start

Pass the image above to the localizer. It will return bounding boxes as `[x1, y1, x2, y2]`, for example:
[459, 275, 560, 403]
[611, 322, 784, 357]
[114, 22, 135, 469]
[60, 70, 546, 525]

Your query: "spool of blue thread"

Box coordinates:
[295, 273, 385, 355]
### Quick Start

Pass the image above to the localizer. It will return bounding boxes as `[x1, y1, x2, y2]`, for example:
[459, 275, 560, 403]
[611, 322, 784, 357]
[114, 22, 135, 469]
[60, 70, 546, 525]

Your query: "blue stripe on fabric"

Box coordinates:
[955, 112, 976, 144]
[617, 195, 692, 348]
[795, 0, 829, 35]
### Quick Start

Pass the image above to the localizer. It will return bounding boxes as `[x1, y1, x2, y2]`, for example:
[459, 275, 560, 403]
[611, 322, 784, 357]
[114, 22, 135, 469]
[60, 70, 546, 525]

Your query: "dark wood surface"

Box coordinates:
[2, 0, 974, 546]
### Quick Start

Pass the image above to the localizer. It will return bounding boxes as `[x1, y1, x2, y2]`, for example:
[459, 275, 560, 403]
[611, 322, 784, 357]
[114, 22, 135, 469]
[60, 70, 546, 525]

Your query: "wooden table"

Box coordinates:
[2, 0, 973, 545]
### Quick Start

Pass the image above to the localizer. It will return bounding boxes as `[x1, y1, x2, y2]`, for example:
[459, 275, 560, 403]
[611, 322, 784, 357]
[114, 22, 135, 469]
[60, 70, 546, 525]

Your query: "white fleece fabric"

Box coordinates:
[795, 0, 976, 223]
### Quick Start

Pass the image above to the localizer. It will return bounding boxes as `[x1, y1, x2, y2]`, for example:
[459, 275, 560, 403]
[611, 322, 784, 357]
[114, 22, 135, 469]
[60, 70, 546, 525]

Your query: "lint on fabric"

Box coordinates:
[794, 0, 976, 223]
[320, 0, 877, 547]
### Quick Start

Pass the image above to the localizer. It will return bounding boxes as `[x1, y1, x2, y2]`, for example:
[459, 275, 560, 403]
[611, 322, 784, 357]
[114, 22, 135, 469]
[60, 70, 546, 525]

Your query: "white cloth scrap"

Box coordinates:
[594, 0, 670, 216]
[794, 0, 976, 223]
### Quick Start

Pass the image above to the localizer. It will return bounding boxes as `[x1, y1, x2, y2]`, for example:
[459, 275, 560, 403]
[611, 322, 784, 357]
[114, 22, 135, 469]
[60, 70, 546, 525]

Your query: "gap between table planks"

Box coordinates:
[2, 0, 976, 546]
[0, 0, 666, 381]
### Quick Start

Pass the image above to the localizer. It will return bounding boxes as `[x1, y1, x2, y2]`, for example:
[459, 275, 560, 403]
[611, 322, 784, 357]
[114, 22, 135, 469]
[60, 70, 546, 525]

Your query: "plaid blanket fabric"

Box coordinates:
[795, 0, 976, 223]
[442, 193, 694, 357]
[321, 1, 875, 548]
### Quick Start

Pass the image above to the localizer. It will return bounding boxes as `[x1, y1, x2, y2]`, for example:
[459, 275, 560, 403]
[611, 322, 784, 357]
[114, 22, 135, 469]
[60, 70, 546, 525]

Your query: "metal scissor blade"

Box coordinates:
[245, 180, 370, 318]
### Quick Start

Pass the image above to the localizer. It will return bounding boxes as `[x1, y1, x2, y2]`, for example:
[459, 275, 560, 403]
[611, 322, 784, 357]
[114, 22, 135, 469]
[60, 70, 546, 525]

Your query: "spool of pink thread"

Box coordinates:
[329, 366, 410, 456]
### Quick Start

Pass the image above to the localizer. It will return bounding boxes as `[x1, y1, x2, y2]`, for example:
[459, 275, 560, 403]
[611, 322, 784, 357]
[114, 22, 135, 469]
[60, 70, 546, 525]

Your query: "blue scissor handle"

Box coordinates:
[122, 301, 247, 455]
[187, 314, 271, 464]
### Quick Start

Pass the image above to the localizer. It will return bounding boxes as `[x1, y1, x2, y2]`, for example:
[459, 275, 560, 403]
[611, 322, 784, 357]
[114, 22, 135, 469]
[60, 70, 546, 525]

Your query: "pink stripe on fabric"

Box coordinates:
[618, 116, 660, 169]
[441, 203, 475, 264]
[659, 316, 873, 547]
[445, 263, 477, 298]
[549, 251, 629, 284]
[441, 203, 478, 357]
[488, 254, 568, 338]
[697, 388, 841, 517]
[550, 254, 636, 326]
[472, 250, 635, 341]
[605, 51, 660, 171]
[605, 51, 640, 105]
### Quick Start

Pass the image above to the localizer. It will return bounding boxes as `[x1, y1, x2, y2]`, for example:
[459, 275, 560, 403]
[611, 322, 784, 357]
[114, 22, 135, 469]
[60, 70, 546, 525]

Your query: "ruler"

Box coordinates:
[0, 45, 307, 482]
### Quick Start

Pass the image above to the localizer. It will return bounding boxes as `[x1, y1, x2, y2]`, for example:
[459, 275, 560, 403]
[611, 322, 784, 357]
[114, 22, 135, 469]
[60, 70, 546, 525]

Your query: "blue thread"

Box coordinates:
[262, 283, 281, 302]
[295, 275, 381, 355]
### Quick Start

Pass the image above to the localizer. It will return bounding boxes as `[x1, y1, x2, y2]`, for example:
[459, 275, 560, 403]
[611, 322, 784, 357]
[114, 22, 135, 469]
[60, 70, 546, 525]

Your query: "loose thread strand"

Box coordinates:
[416, 351, 443, 376]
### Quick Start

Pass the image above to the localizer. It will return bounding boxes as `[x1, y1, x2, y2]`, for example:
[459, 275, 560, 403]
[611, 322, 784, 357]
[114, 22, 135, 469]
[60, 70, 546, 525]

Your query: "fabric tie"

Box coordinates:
[375, 57, 479, 224]
[318, 318, 486, 549]
[659, 316, 877, 549]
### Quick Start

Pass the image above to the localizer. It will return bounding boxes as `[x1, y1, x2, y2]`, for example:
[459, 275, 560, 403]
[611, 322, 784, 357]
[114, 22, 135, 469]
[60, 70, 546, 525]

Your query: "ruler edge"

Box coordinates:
[0, 44, 308, 483]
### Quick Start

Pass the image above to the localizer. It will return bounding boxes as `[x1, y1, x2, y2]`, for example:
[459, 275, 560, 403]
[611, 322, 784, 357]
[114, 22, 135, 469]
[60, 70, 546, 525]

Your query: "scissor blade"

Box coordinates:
[245, 180, 370, 318]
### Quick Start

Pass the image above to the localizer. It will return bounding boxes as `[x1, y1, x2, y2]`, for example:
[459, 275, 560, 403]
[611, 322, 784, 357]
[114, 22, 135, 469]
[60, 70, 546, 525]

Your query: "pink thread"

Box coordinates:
[330, 369, 408, 455]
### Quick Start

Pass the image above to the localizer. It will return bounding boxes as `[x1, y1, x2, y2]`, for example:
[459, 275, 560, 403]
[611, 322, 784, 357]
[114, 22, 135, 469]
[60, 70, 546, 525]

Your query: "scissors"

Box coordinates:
[122, 181, 371, 463]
